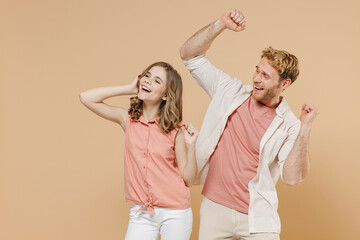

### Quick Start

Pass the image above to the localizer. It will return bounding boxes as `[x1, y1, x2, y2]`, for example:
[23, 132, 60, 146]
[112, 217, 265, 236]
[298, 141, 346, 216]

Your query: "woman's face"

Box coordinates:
[137, 66, 167, 105]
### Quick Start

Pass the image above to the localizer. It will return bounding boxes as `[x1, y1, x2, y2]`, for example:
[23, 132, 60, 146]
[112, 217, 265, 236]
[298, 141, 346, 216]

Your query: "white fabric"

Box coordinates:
[183, 55, 301, 233]
[199, 197, 280, 240]
[125, 205, 193, 240]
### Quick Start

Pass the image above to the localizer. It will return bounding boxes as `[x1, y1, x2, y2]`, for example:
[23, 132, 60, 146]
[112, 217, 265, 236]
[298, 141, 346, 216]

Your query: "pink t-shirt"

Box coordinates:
[124, 115, 190, 215]
[202, 96, 277, 214]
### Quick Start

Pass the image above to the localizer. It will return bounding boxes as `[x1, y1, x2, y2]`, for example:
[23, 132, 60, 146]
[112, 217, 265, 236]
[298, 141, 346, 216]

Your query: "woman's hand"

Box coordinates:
[183, 123, 199, 148]
[128, 76, 140, 95]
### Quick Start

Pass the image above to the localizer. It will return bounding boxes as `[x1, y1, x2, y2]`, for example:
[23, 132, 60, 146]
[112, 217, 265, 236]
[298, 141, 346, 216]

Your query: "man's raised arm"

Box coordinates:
[282, 104, 320, 186]
[180, 9, 246, 61]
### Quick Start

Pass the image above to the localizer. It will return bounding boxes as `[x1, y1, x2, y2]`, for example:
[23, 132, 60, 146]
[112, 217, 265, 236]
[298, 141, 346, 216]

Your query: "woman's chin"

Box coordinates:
[137, 93, 145, 101]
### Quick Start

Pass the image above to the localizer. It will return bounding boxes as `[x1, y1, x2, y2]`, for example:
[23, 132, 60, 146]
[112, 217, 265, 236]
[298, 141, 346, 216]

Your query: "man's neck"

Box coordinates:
[259, 96, 283, 108]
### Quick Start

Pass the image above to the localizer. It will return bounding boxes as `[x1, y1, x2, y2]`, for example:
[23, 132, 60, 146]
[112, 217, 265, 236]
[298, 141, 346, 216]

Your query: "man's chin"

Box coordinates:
[251, 92, 262, 101]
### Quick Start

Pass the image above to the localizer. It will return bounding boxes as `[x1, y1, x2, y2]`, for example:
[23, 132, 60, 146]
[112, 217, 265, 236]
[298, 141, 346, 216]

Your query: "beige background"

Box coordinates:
[1, 0, 359, 239]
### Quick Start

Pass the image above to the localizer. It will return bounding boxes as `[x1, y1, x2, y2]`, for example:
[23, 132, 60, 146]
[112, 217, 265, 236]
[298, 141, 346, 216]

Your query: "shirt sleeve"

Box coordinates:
[183, 55, 238, 99]
[277, 120, 301, 180]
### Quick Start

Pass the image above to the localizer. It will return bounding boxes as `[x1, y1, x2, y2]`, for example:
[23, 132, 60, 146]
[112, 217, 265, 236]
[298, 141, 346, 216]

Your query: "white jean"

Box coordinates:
[125, 205, 193, 240]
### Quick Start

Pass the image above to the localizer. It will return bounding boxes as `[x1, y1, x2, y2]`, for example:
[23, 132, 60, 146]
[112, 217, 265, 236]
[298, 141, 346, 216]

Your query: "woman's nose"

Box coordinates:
[145, 78, 151, 84]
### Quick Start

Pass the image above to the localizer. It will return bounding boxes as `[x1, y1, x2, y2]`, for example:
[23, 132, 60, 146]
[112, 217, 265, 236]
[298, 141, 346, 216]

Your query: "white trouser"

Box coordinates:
[199, 197, 280, 240]
[125, 205, 193, 240]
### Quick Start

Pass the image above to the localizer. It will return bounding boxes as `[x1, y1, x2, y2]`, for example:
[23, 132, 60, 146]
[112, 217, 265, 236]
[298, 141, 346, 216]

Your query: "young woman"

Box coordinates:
[80, 62, 198, 240]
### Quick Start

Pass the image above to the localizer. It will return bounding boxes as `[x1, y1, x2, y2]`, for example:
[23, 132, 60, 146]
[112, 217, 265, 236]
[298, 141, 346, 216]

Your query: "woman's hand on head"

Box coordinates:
[129, 76, 139, 94]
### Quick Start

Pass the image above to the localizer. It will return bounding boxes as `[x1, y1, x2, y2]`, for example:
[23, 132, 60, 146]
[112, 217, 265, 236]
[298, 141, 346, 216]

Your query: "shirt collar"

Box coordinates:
[137, 114, 160, 125]
[275, 97, 290, 117]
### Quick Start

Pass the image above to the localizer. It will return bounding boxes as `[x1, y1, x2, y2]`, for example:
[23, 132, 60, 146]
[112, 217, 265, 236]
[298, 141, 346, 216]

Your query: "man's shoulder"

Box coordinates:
[276, 98, 300, 129]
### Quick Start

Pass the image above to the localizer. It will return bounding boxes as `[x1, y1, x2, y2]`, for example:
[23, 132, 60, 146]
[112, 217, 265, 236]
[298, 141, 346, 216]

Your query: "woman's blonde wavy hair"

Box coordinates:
[261, 46, 300, 84]
[128, 62, 183, 133]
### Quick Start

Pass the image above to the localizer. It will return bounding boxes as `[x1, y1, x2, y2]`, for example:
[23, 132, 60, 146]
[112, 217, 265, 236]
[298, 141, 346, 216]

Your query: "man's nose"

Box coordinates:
[253, 74, 261, 82]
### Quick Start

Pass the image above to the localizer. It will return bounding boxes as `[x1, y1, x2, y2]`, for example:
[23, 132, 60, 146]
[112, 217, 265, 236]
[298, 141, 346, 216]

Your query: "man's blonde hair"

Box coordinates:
[261, 46, 299, 84]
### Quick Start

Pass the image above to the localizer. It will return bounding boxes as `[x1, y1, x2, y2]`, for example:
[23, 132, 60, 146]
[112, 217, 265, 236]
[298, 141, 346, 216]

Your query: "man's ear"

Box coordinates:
[281, 78, 292, 91]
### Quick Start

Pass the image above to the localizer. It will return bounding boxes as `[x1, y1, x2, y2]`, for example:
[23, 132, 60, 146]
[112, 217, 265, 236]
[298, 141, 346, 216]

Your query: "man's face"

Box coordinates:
[252, 57, 289, 108]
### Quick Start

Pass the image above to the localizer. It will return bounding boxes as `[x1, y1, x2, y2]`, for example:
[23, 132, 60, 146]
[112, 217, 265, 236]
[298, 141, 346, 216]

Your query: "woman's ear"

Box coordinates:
[162, 94, 167, 101]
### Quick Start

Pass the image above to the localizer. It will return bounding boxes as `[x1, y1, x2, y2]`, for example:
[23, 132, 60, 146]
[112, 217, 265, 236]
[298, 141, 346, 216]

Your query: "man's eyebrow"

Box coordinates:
[256, 66, 270, 78]
[262, 71, 270, 78]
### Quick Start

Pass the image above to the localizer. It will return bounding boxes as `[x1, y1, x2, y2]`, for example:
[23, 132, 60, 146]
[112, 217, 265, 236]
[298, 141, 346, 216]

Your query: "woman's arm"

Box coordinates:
[79, 77, 138, 130]
[175, 124, 199, 187]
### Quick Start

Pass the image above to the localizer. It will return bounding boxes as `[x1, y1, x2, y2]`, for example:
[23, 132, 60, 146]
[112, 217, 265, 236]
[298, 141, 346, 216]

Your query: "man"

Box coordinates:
[180, 9, 319, 240]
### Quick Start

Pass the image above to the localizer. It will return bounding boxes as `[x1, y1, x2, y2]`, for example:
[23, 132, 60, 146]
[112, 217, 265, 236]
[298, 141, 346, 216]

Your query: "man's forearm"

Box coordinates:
[180, 19, 226, 61]
[282, 125, 312, 186]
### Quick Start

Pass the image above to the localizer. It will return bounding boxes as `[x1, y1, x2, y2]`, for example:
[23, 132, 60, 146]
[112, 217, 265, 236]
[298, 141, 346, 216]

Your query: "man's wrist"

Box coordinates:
[213, 19, 226, 32]
[299, 123, 312, 135]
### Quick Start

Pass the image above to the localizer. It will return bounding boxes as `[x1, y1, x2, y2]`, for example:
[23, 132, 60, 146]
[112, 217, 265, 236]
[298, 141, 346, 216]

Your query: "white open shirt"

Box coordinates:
[183, 55, 301, 233]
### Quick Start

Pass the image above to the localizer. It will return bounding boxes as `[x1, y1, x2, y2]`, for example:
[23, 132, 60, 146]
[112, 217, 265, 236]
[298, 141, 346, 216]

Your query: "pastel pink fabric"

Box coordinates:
[124, 115, 190, 215]
[202, 96, 277, 214]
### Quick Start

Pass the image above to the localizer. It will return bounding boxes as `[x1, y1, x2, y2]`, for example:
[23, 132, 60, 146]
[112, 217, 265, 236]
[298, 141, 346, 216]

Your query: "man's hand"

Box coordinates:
[299, 104, 319, 127]
[220, 9, 246, 32]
